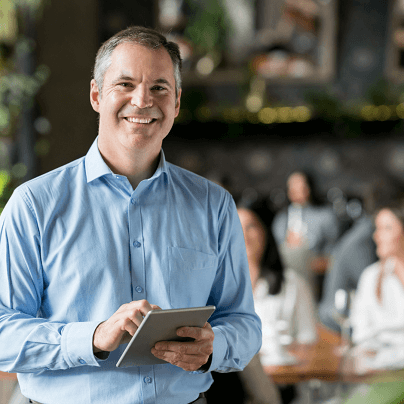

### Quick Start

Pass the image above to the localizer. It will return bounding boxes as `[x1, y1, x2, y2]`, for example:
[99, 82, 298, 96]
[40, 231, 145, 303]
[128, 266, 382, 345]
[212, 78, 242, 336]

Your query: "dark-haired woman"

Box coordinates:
[238, 206, 317, 357]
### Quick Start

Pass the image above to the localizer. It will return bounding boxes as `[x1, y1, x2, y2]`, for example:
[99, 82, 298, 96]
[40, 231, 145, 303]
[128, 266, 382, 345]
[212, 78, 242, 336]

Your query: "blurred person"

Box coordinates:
[271, 171, 341, 294]
[341, 200, 404, 404]
[238, 200, 317, 351]
[318, 212, 377, 333]
[350, 200, 404, 347]
[238, 198, 317, 404]
[207, 196, 317, 404]
[0, 26, 262, 404]
[319, 179, 400, 334]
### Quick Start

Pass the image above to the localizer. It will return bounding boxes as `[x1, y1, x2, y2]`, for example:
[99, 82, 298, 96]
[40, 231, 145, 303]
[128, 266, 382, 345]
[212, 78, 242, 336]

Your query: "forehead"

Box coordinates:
[376, 209, 401, 227]
[106, 42, 175, 81]
[288, 173, 307, 187]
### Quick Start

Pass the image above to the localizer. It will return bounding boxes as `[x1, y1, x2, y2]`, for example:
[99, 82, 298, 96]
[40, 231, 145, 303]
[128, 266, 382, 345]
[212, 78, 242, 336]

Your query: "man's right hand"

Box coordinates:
[93, 299, 160, 353]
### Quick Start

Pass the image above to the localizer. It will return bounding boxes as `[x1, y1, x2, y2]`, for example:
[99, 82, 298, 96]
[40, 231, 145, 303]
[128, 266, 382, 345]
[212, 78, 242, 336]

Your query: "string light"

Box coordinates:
[174, 104, 404, 124]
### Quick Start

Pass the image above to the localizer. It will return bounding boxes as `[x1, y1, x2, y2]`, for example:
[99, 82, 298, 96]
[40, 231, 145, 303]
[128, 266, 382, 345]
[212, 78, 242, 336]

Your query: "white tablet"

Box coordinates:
[116, 305, 216, 367]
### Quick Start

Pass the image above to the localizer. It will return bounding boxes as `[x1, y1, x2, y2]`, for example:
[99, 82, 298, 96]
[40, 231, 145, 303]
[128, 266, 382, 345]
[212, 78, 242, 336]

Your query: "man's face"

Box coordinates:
[90, 42, 181, 158]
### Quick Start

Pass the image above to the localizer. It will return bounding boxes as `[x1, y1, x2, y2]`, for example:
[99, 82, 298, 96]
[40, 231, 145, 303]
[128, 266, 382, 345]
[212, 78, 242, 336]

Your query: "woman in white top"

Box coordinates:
[351, 202, 404, 347]
[237, 201, 318, 361]
[236, 198, 317, 404]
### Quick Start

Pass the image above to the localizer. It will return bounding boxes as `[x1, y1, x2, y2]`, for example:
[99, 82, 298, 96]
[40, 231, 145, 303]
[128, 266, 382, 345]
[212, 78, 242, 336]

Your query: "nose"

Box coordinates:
[131, 85, 153, 109]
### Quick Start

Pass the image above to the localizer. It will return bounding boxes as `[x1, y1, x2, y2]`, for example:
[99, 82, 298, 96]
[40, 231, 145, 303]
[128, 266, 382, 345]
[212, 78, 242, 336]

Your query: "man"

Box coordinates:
[272, 171, 341, 299]
[0, 26, 261, 404]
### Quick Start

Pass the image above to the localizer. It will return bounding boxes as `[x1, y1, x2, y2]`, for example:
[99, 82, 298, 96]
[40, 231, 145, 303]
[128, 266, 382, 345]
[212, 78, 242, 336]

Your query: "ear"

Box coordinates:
[174, 88, 182, 118]
[90, 79, 101, 112]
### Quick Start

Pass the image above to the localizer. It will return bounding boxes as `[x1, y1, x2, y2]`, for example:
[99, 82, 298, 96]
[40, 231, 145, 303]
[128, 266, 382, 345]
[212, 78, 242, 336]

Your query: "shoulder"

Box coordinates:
[166, 162, 231, 208]
[254, 278, 270, 299]
[311, 204, 336, 219]
[358, 261, 381, 287]
[14, 157, 85, 209]
[272, 207, 288, 224]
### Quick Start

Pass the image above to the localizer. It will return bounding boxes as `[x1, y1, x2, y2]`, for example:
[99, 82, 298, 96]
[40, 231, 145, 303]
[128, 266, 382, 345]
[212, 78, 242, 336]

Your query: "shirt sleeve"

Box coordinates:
[0, 189, 102, 373]
[206, 194, 262, 373]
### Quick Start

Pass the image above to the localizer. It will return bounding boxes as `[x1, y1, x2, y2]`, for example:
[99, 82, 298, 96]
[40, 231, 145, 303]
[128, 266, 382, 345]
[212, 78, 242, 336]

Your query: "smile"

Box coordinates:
[124, 117, 156, 124]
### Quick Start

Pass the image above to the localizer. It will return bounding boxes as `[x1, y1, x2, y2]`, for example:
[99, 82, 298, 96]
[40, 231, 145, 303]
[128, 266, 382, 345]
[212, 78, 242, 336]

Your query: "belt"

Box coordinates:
[30, 392, 207, 404]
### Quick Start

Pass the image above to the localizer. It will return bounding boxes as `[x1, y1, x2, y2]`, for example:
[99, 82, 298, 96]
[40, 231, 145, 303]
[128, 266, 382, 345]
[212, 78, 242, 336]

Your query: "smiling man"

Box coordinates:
[0, 26, 261, 404]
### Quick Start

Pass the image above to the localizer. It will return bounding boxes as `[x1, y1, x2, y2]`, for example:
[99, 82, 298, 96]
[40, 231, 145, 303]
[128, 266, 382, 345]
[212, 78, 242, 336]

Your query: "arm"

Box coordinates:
[0, 190, 97, 373]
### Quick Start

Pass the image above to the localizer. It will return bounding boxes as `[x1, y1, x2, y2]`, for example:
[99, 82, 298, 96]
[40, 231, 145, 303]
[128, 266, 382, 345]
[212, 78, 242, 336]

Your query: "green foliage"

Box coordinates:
[0, 0, 49, 213]
[184, 0, 231, 54]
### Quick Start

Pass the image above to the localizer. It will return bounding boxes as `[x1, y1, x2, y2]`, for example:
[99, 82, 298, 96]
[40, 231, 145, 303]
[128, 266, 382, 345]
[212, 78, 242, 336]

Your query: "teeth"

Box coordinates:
[126, 117, 153, 123]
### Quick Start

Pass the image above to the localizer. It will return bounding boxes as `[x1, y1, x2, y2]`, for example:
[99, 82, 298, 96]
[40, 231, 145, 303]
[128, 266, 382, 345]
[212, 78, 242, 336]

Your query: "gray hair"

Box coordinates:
[93, 26, 182, 98]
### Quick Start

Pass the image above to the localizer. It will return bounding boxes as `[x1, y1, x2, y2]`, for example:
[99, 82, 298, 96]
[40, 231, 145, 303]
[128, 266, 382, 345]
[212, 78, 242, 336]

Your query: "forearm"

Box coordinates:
[209, 312, 262, 372]
[0, 309, 102, 373]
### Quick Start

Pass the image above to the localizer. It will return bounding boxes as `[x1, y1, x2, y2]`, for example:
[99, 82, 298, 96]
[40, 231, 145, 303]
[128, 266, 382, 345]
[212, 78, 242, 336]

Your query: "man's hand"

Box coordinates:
[93, 300, 160, 353]
[151, 322, 214, 371]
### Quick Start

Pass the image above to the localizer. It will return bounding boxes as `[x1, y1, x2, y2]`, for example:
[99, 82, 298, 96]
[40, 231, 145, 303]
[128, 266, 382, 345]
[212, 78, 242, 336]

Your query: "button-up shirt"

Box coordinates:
[0, 138, 261, 404]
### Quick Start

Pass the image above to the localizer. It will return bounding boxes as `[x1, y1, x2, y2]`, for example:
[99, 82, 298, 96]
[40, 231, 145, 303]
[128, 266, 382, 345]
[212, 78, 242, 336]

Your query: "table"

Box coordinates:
[264, 323, 404, 388]
[264, 324, 342, 384]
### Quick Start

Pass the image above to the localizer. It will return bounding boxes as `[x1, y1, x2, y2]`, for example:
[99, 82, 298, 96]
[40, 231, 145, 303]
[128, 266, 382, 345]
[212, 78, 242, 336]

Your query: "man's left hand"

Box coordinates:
[151, 322, 214, 371]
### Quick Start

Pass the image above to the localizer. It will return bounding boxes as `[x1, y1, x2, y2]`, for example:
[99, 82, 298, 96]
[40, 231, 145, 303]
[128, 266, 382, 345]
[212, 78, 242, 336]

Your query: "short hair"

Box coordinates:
[93, 26, 182, 98]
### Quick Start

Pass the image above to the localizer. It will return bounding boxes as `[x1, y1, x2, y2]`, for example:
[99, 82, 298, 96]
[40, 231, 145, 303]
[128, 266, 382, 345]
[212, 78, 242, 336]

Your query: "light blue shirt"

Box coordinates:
[0, 138, 261, 404]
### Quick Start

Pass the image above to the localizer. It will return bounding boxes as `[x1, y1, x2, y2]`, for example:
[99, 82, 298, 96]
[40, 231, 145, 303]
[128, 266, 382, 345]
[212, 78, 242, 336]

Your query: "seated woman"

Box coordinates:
[237, 199, 318, 363]
[350, 201, 404, 348]
[238, 198, 317, 404]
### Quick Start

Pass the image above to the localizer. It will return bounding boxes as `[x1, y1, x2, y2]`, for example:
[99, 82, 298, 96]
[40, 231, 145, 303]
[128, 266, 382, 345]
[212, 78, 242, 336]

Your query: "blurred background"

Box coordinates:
[1, 0, 404, 216]
[2, 1, 404, 403]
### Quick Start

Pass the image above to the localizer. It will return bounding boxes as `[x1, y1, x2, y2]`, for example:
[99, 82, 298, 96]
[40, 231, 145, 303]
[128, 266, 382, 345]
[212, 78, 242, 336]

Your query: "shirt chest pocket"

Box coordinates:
[168, 247, 217, 308]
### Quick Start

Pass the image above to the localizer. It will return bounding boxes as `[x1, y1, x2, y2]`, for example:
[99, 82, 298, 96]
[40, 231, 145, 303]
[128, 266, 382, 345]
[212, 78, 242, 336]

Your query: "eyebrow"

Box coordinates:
[112, 75, 173, 90]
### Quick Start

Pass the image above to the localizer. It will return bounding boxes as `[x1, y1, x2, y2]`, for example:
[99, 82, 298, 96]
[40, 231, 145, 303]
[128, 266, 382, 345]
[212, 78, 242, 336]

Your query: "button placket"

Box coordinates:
[128, 193, 146, 301]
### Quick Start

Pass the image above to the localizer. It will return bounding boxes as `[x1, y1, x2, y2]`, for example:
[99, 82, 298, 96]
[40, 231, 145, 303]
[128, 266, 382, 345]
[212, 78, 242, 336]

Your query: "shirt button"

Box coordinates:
[135, 286, 143, 293]
[133, 241, 141, 248]
[78, 358, 86, 365]
[144, 376, 152, 384]
[131, 198, 137, 205]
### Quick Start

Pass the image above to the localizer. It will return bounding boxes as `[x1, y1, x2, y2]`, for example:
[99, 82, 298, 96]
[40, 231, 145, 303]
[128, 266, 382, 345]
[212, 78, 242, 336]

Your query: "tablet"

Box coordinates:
[116, 305, 215, 367]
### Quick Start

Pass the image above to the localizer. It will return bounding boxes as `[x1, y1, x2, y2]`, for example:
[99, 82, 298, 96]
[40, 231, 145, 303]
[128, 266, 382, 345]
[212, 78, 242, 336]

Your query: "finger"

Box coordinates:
[154, 340, 212, 356]
[177, 323, 214, 341]
[117, 299, 155, 316]
[151, 348, 208, 371]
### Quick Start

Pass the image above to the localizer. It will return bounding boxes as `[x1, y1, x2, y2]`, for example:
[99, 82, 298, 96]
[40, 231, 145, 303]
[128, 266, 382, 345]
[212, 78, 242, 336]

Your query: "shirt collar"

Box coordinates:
[85, 137, 168, 183]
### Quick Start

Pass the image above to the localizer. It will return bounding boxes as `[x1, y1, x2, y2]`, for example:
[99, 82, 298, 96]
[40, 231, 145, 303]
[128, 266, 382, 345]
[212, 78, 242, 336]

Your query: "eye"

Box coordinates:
[151, 85, 167, 91]
[118, 82, 132, 88]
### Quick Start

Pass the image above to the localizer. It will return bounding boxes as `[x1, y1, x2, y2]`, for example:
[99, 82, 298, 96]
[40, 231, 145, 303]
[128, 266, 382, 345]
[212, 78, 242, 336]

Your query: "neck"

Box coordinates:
[98, 140, 160, 189]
